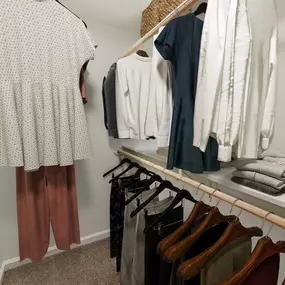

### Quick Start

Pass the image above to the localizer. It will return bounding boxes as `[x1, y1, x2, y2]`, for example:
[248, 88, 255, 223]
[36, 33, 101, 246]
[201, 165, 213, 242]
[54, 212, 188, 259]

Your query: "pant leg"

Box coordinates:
[46, 165, 80, 250]
[110, 180, 119, 258]
[145, 206, 184, 285]
[16, 167, 50, 262]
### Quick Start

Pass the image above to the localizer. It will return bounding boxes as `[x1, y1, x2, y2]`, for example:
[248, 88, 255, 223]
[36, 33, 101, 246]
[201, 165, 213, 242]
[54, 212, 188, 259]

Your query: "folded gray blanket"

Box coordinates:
[261, 149, 285, 159]
[231, 177, 285, 196]
[233, 170, 285, 191]
[236, 160, 285, 180]
[263, 157, 285, 166]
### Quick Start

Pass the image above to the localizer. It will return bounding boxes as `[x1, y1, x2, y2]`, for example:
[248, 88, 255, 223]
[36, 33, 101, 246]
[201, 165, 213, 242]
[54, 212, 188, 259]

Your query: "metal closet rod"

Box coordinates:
[123, 0, 199, 58]
[118, 149, 285, 229]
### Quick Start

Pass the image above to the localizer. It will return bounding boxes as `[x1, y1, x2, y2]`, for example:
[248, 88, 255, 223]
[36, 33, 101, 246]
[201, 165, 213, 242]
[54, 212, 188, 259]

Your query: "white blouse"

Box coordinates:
[0, 0, 96, 171]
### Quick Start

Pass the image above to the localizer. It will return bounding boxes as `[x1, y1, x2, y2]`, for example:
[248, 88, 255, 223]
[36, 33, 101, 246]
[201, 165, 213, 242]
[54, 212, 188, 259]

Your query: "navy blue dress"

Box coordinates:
[155, 14, 220, 173]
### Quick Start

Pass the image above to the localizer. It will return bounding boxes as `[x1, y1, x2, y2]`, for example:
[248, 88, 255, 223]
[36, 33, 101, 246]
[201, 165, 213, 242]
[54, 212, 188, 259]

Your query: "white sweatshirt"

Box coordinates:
[145, 27, 173, 147]
[116, 54, 152, 139]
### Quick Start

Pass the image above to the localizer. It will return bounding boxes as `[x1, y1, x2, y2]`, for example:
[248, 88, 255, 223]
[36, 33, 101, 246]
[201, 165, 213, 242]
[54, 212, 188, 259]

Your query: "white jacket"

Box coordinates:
[236, 0, 278, 159]
[216, 0, 251, 162]
[194, 0, 278, 161]
[193, 0, 230, 152]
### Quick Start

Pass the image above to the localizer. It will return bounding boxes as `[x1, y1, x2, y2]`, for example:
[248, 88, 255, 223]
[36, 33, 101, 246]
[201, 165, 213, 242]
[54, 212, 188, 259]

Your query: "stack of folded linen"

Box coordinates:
[261, 149, 285, 166]
[232, 160, 285, 196]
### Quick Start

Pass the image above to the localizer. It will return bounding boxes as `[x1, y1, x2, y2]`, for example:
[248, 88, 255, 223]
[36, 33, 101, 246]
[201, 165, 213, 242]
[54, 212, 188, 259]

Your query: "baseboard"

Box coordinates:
[0, 229, 110, 284]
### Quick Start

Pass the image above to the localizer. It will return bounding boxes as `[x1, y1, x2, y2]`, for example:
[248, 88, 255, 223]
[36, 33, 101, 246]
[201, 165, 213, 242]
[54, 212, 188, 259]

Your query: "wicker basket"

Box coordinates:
[159, 0, 185, 20]
[141, 0, 160, 37]
[140, 0, 185, 37]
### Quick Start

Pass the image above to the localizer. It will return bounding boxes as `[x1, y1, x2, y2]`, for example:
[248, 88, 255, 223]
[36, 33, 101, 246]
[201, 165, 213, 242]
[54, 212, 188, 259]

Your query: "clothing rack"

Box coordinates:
[118, 149, 285, 229]
[123, 0, 199, 57]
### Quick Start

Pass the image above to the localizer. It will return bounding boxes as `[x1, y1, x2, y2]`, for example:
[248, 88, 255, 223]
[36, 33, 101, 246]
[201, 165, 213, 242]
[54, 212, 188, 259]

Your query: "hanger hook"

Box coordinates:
[196, 183, 204, 195]
[230, 198, 241, 214]
[196, 183, 205, 200]
[209, 189, 219, 203]
[266, 224, 274, 238]
[261, 212, 273, 230]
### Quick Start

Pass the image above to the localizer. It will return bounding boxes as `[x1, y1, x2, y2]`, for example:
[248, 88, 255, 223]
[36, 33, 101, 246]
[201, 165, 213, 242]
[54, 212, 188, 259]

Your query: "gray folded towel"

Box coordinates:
[231, 177, 285, 196]
[237, 160, 285, 180]
[233, 170, 285, 191]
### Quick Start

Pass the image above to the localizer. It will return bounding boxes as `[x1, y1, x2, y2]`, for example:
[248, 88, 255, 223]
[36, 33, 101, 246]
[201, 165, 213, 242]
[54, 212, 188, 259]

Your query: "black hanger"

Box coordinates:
[193, 2, 208, 16]
[109, 162, 141, 183]
[136, 50, 149, 58]
[130, 181, 180, 218]
[144, 190, 197, 234]
[132, 167, 155, 179]
[55, 1, 88, 28]
[103, 158, 132, 178]
[125, 174, 164, 206]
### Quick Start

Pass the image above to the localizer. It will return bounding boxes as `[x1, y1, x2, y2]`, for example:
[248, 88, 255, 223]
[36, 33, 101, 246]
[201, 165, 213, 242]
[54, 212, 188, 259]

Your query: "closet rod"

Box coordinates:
[118, 149, 285, 229]
[123, 0, 199, 57]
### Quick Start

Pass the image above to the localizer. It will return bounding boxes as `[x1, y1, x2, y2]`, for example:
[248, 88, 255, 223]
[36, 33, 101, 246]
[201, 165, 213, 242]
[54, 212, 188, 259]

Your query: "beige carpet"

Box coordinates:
[3, 239, 120, 285]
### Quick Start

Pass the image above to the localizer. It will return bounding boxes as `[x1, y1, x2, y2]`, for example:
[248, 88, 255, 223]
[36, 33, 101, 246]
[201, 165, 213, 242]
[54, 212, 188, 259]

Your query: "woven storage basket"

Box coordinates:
[141, 0, 185, 37]
[141, 0, 160, 37]
[159, 0, 185, 21]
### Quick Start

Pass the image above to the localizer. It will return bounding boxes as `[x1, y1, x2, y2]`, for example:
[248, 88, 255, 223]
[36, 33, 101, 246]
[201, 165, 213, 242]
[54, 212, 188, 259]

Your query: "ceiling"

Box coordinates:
[61, 0, 151, 27]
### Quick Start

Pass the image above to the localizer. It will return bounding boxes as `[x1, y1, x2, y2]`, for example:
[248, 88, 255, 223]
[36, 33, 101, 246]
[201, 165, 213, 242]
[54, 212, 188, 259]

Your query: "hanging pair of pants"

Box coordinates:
[16, 165, 80, 262]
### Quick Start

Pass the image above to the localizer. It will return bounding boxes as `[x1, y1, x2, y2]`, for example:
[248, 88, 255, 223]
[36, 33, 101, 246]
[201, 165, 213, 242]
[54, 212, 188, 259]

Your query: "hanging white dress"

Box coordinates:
[0, 0, 96, 171]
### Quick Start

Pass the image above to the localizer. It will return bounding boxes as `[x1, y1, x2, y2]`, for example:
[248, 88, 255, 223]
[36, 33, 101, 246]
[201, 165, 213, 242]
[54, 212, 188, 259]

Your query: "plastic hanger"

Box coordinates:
[156, 184, 211, 254]
[219, 214, 285, 285]
[177, 201, 263, 280]
[193, 2, 207, 16]
[109, 162, 141, 183]
[132, 167, 155, 179]
[125, 174, 164, 206]
[144, 189, 198, 234]
[103, 158, 131, 178]
[163, 197, 236, 263]
[130, 180, 180, 218]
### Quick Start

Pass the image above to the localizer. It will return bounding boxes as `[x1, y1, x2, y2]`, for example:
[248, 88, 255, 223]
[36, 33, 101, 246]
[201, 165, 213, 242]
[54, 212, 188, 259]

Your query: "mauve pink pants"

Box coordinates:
[16, 165, 80, 262]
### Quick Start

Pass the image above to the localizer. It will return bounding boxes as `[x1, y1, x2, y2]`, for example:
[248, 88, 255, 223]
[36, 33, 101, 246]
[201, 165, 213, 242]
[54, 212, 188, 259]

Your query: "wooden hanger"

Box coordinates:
[193, 2, 207, 16]
[219, 237, 285, 285]
[136, 50, 149, 57]
[157, 201, 212, 254]
[163, 206, 236, 262]
[125, 174, 163, 206]
[144, 189, 198, 234]
[130, 180, 180, 218]
[177, 219, 263, 280]
[103, 158, 131, 177]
